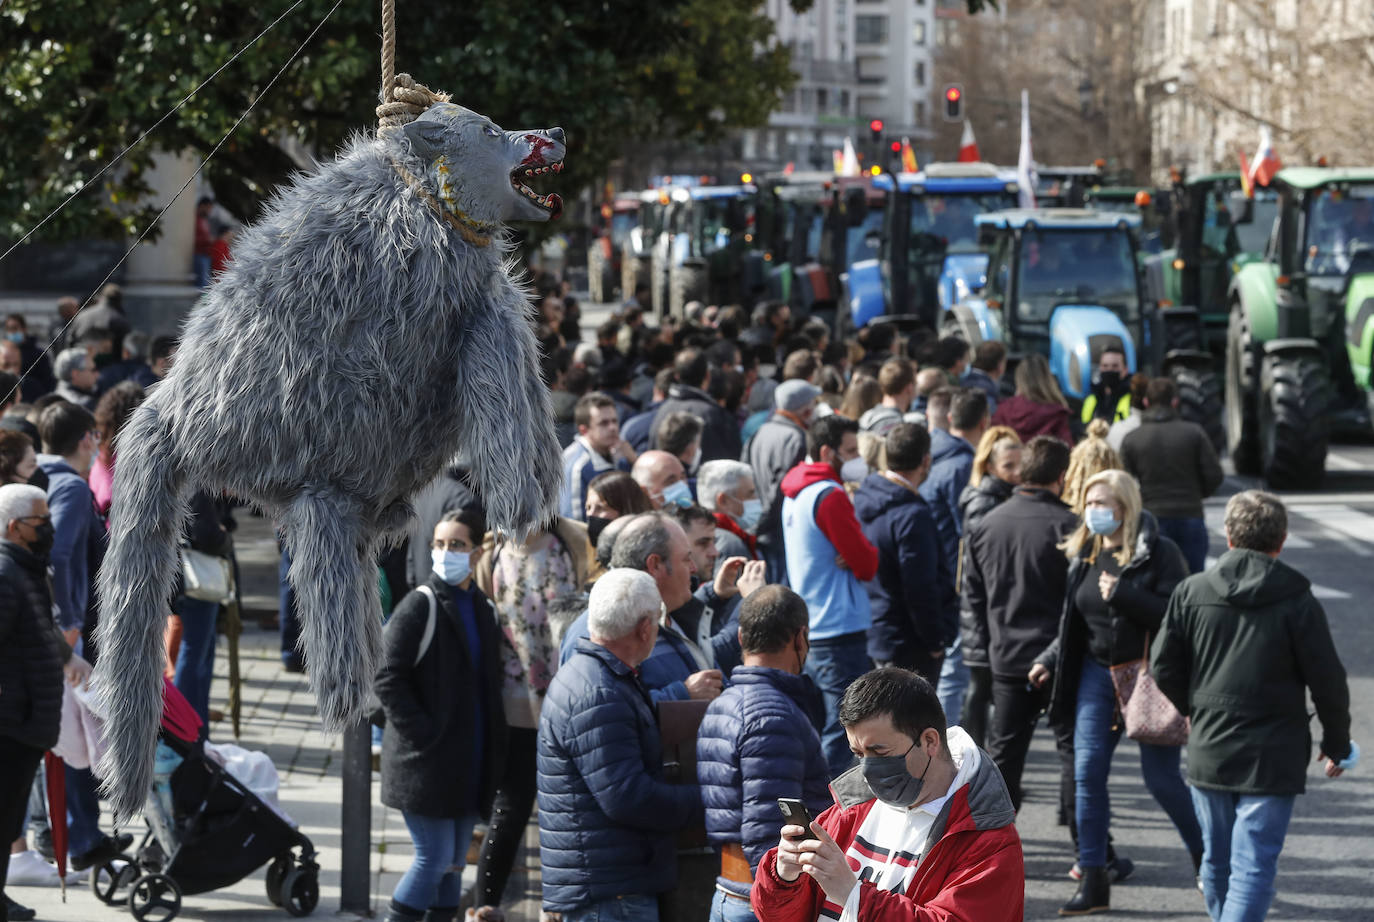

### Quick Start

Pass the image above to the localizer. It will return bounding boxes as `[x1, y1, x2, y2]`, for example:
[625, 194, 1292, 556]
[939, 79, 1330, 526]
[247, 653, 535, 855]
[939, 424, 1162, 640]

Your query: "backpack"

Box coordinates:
[368, 584, 438, 728]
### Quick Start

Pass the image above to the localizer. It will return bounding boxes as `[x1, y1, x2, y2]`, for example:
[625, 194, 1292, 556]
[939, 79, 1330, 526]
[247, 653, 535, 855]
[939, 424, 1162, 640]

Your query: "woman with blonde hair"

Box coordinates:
[1028, 469, 1204, 914]
[992, 354, 1072, 444]
[956, 425, 1022, 747]
[837, 373, 881, 422]
[1062, 419, 1121, 513]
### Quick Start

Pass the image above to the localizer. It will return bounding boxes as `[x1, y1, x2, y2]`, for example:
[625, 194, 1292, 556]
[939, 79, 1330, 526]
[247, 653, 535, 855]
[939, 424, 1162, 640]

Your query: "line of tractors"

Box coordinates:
[584, 164, 1374, 490]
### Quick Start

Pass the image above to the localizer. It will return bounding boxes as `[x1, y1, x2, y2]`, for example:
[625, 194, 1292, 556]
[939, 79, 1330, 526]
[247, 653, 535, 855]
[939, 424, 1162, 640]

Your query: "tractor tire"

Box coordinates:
[1172, 364, 1225, 454]
[1225, 301, 1262, 475]
[650, 255, 669, 320]
[669, 263, 709, 320]
[587, 247, 607, 304]
[1259, 352, 1330, 490]
[621, 250, 650, 308]
[1163, 312, 1203, 352]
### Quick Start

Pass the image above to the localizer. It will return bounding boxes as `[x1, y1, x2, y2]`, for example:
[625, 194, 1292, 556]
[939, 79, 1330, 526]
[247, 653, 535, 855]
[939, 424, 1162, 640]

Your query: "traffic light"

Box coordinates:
[942, 84, 964, 121]
[869, 118, 884, 142]
[889, 140, 902, 170]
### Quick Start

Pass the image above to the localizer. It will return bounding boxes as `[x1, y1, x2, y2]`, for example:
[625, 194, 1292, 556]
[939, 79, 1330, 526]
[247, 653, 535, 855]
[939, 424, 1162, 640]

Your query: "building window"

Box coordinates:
[840, 90, 851, 113]
[914, 61, 926, 86]
[817, 88, 829, 113]
[855, 14, 889, 44]
[913, 21, 927, 45]
[915, 101, 926, 125]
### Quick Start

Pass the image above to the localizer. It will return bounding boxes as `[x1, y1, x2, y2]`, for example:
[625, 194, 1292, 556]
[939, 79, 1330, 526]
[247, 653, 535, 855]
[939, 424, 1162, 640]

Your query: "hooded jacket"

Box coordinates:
[751, 727, 1023, 922]
[853, 473, 957, 664]
[991, 394, 1072, 445]
[1151, 549, 1352, 795]
[651, 382, 742, 463]
[1033, 511, 1188, 727]
[956, 475, 1015, 667]
[780, 462, 878, 640]
[743, 411, 809, 545]
[859, 404, 904, 436]
[919, 429, 976, 582]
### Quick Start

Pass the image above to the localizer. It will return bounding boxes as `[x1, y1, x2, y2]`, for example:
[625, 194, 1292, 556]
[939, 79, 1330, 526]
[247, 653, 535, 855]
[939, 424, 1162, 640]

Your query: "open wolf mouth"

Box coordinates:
[510, 159, 564, 220]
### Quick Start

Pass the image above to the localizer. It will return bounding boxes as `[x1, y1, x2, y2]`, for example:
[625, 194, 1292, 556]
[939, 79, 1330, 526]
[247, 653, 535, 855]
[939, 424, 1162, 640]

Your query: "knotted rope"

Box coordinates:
[376, 0, 448, 136]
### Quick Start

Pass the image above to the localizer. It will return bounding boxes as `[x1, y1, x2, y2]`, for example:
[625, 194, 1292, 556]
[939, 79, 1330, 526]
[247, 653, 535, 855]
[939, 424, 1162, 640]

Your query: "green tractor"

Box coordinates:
[1225, 168, 1374, 488]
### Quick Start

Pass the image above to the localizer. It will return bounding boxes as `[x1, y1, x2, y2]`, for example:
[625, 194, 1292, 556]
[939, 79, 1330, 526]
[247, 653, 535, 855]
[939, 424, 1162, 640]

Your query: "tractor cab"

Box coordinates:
[1083, 186, 1169, 255]
[847, 162, 1019, 331]
[1036, 165, 1102, 207]
[655, 183, 758, 318]
[587, 193, 645, 304]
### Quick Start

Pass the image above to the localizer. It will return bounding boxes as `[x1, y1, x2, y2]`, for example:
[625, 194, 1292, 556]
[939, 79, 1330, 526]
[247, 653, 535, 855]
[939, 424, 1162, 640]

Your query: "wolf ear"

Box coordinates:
[401, 118, 449, 162]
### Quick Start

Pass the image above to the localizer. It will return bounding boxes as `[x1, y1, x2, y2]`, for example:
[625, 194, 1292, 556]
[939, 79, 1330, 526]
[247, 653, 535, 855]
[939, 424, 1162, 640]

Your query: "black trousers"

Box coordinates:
[474, 726, 537, 907]
[0, 736, 44, 917]
[985, 674, 1075, 830]
[962, 664, 993, 749]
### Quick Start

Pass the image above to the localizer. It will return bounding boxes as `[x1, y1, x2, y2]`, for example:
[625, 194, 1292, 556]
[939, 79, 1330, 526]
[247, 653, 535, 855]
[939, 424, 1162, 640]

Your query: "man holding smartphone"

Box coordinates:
[751, 668, 1023, 922]
[697, 586, 831, 922]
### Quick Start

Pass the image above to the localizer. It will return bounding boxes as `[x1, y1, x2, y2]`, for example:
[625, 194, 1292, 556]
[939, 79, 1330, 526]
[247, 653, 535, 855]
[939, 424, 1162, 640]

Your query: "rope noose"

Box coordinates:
[376, 0, 449, 137]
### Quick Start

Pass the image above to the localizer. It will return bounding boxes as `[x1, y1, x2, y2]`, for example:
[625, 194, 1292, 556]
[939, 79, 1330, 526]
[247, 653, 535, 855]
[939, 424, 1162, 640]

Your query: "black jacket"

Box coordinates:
[0, 540, 69, 750]
[375, 574, 507, 817]
[957, 475, 1015, 667]
[650, 383, 742, 464]
[1034, 511, 1187, 726]
[1151, 549, 1352, 795]
[964, 488, 1078, 679]
[1120, 408, 1224, 519]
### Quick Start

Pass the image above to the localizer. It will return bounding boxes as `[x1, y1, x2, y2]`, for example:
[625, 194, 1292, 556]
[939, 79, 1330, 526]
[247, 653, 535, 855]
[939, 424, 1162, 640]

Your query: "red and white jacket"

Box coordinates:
[751, 728, 1024, 922]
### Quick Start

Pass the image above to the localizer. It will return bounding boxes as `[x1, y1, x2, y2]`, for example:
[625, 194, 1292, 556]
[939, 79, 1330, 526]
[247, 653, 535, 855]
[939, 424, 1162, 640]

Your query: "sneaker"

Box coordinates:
[5, 895, 37, 921]
[6, 850, 59, 886]
[34, 826, 54, 861]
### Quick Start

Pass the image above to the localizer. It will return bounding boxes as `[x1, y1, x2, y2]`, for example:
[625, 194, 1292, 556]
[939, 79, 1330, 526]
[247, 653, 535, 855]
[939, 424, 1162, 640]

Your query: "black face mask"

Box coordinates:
[26, 521, 54, 560]
[1098, 370, 1122, 390]
[586, 515, 613, 549]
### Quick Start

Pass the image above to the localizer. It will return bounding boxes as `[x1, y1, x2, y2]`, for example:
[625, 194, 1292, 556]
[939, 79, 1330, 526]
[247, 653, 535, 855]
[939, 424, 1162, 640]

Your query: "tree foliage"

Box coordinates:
[0, 0, 812, 243]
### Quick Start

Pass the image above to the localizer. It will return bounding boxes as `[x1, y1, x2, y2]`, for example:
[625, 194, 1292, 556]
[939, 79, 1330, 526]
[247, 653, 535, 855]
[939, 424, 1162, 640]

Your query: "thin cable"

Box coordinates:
[0, 0, 309, 267]
[2, 0, 346, 406]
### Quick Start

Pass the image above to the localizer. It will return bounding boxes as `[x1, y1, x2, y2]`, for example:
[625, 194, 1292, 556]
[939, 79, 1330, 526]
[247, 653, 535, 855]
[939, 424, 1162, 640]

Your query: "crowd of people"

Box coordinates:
[0, 277, 1359, 922]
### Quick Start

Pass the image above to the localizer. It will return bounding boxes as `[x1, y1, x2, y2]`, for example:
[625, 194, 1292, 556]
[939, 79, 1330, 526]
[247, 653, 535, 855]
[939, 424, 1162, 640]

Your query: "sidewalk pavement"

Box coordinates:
[12, 511, 542, 921]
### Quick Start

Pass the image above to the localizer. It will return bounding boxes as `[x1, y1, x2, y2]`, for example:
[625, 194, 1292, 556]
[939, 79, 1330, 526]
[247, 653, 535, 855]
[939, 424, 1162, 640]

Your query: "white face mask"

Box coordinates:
[432, 548, 472, 585]
[840, 457, 870, 483]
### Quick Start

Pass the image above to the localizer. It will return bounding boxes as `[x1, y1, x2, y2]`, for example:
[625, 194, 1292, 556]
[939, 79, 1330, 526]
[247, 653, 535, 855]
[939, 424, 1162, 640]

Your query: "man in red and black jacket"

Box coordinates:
[752, 668, 1023, 922]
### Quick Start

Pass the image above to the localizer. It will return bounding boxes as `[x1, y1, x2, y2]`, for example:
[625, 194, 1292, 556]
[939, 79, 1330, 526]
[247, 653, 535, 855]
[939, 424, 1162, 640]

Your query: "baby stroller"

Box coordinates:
[89, 680, 319, 922]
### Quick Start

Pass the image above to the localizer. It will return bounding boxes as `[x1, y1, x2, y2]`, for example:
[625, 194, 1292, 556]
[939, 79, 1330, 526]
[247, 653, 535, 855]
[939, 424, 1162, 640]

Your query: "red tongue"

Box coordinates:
[547, 193, 563, 220]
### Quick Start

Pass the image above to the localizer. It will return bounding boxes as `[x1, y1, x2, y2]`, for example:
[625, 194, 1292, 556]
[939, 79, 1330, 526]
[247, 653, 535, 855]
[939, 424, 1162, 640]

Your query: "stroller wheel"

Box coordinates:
[280, 868, 319, 918]
[91, 860, 137, 905]
[266, 855, 292, 906]
[128, 872, 182, 922]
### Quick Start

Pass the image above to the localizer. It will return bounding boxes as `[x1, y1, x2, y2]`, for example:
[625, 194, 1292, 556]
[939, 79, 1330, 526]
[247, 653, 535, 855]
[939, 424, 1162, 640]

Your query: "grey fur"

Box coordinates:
[94, 103, 566, 818]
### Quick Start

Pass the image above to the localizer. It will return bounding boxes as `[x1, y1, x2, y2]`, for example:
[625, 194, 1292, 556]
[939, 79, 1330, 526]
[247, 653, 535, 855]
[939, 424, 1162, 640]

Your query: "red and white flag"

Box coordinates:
[1248, 126, 1282, 188]
[957, 120, 981, 163]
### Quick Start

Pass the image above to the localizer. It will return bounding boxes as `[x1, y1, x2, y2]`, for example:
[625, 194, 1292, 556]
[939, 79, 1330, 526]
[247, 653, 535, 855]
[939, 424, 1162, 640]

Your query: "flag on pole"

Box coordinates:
[1248, 126, 1282, 188]
[1237, 147, 1254, 198]
[841, 137, 861, 177]
[900, 137, 919, 173]
[957, 120, 981, 163]
[833, 149, 844, 175]
[1017, 90, 1037, 208]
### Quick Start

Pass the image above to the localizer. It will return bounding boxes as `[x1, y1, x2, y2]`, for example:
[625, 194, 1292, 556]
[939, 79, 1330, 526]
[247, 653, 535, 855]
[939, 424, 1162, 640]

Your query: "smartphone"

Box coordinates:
[777, 798, 813, 836]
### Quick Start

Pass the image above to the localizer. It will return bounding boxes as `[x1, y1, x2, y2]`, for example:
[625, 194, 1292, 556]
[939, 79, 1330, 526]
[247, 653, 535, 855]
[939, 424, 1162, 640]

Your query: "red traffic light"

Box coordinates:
[945, 86, 962, 103]
[890, 141, 902, 152]
[869, 119, 884, 133]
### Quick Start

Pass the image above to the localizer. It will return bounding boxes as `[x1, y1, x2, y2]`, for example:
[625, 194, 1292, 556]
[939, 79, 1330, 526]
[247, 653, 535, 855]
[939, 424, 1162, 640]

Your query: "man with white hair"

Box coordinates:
[697, 459, 761, 561]
[52, 347, 98, 410]
[537, 568, 703, 922]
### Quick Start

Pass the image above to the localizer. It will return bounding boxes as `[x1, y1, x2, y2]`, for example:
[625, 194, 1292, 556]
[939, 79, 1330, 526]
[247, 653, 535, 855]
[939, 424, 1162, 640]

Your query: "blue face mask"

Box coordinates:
[660, 479, 693, 509]
[5, 332, 22, 344]
[737, 498, 763, 533]
[1084, 507, 1121, 536]
[431, 548, 472, 585]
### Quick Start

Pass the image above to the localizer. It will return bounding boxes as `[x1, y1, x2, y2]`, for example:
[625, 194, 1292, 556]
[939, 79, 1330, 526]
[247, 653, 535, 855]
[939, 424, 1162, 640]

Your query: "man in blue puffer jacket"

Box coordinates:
[538, 568, 702, 922]
[697, 585, 831, 922]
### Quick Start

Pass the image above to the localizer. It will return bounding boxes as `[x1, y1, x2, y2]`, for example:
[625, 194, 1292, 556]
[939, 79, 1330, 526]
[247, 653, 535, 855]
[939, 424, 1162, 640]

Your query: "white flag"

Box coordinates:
[1017, 90, 1037, 208]
[841, 137, 861, 177]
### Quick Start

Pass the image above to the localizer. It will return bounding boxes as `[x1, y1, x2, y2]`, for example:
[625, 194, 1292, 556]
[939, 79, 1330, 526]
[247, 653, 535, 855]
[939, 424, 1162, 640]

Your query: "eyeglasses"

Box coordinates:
[15, 515, 50, 525]
[432, 539, 472, 552]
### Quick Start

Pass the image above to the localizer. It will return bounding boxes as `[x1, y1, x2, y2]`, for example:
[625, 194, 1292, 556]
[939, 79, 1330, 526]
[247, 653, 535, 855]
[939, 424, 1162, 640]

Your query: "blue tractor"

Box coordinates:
[845, 162, 1021, 333]
[944, 208, 1223, 443]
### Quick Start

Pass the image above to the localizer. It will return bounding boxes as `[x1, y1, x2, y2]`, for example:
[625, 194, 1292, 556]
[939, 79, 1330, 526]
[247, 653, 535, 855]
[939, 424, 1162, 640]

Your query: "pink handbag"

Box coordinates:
[1109, 636, 1189, 747]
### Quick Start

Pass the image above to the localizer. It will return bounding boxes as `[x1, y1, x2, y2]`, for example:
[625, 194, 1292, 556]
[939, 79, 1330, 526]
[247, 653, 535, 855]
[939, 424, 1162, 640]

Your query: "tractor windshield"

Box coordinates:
[909, 192, 1015, 248]
[693, 197, 754, 255]
[1016, 228, 1140, 324]
[847, 209, 884, 266]
[1303, 184, 1374, 276]
[1234, 194, 1277, 255]
[610, 211, 638, 250]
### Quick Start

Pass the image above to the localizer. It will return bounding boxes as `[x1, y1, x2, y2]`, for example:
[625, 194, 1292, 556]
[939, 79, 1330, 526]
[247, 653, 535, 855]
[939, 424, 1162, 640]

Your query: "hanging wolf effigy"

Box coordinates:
[95, 100, 566, 817]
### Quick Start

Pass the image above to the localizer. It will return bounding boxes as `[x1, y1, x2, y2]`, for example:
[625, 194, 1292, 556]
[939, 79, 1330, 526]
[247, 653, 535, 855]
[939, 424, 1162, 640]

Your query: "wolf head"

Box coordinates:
[395, 102, 566, 226]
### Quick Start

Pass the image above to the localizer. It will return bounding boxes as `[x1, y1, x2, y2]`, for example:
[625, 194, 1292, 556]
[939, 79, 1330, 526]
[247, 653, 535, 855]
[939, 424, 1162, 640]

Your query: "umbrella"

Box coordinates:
[225, 546, 244, 738]
[43, 752, 68, 899]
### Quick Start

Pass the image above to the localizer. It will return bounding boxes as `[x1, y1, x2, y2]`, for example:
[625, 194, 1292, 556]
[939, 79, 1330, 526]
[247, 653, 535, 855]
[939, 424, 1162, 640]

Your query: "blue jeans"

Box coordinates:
[1073, 657, 1204, 867]
[804, 631, 873, 776]
[1191, 788, 1295, 922]
[1157, 516, 1210, 575]
[709, 887, 757, 922]
[936, 638, 968, 727]
[562, 894, 660, 922]
[278, 545, 304, 670]
[172, 595, 220, 724]
[393, 811, 478, 912]
[193, 253, 212, 289]
[65, 765, 104, 857]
